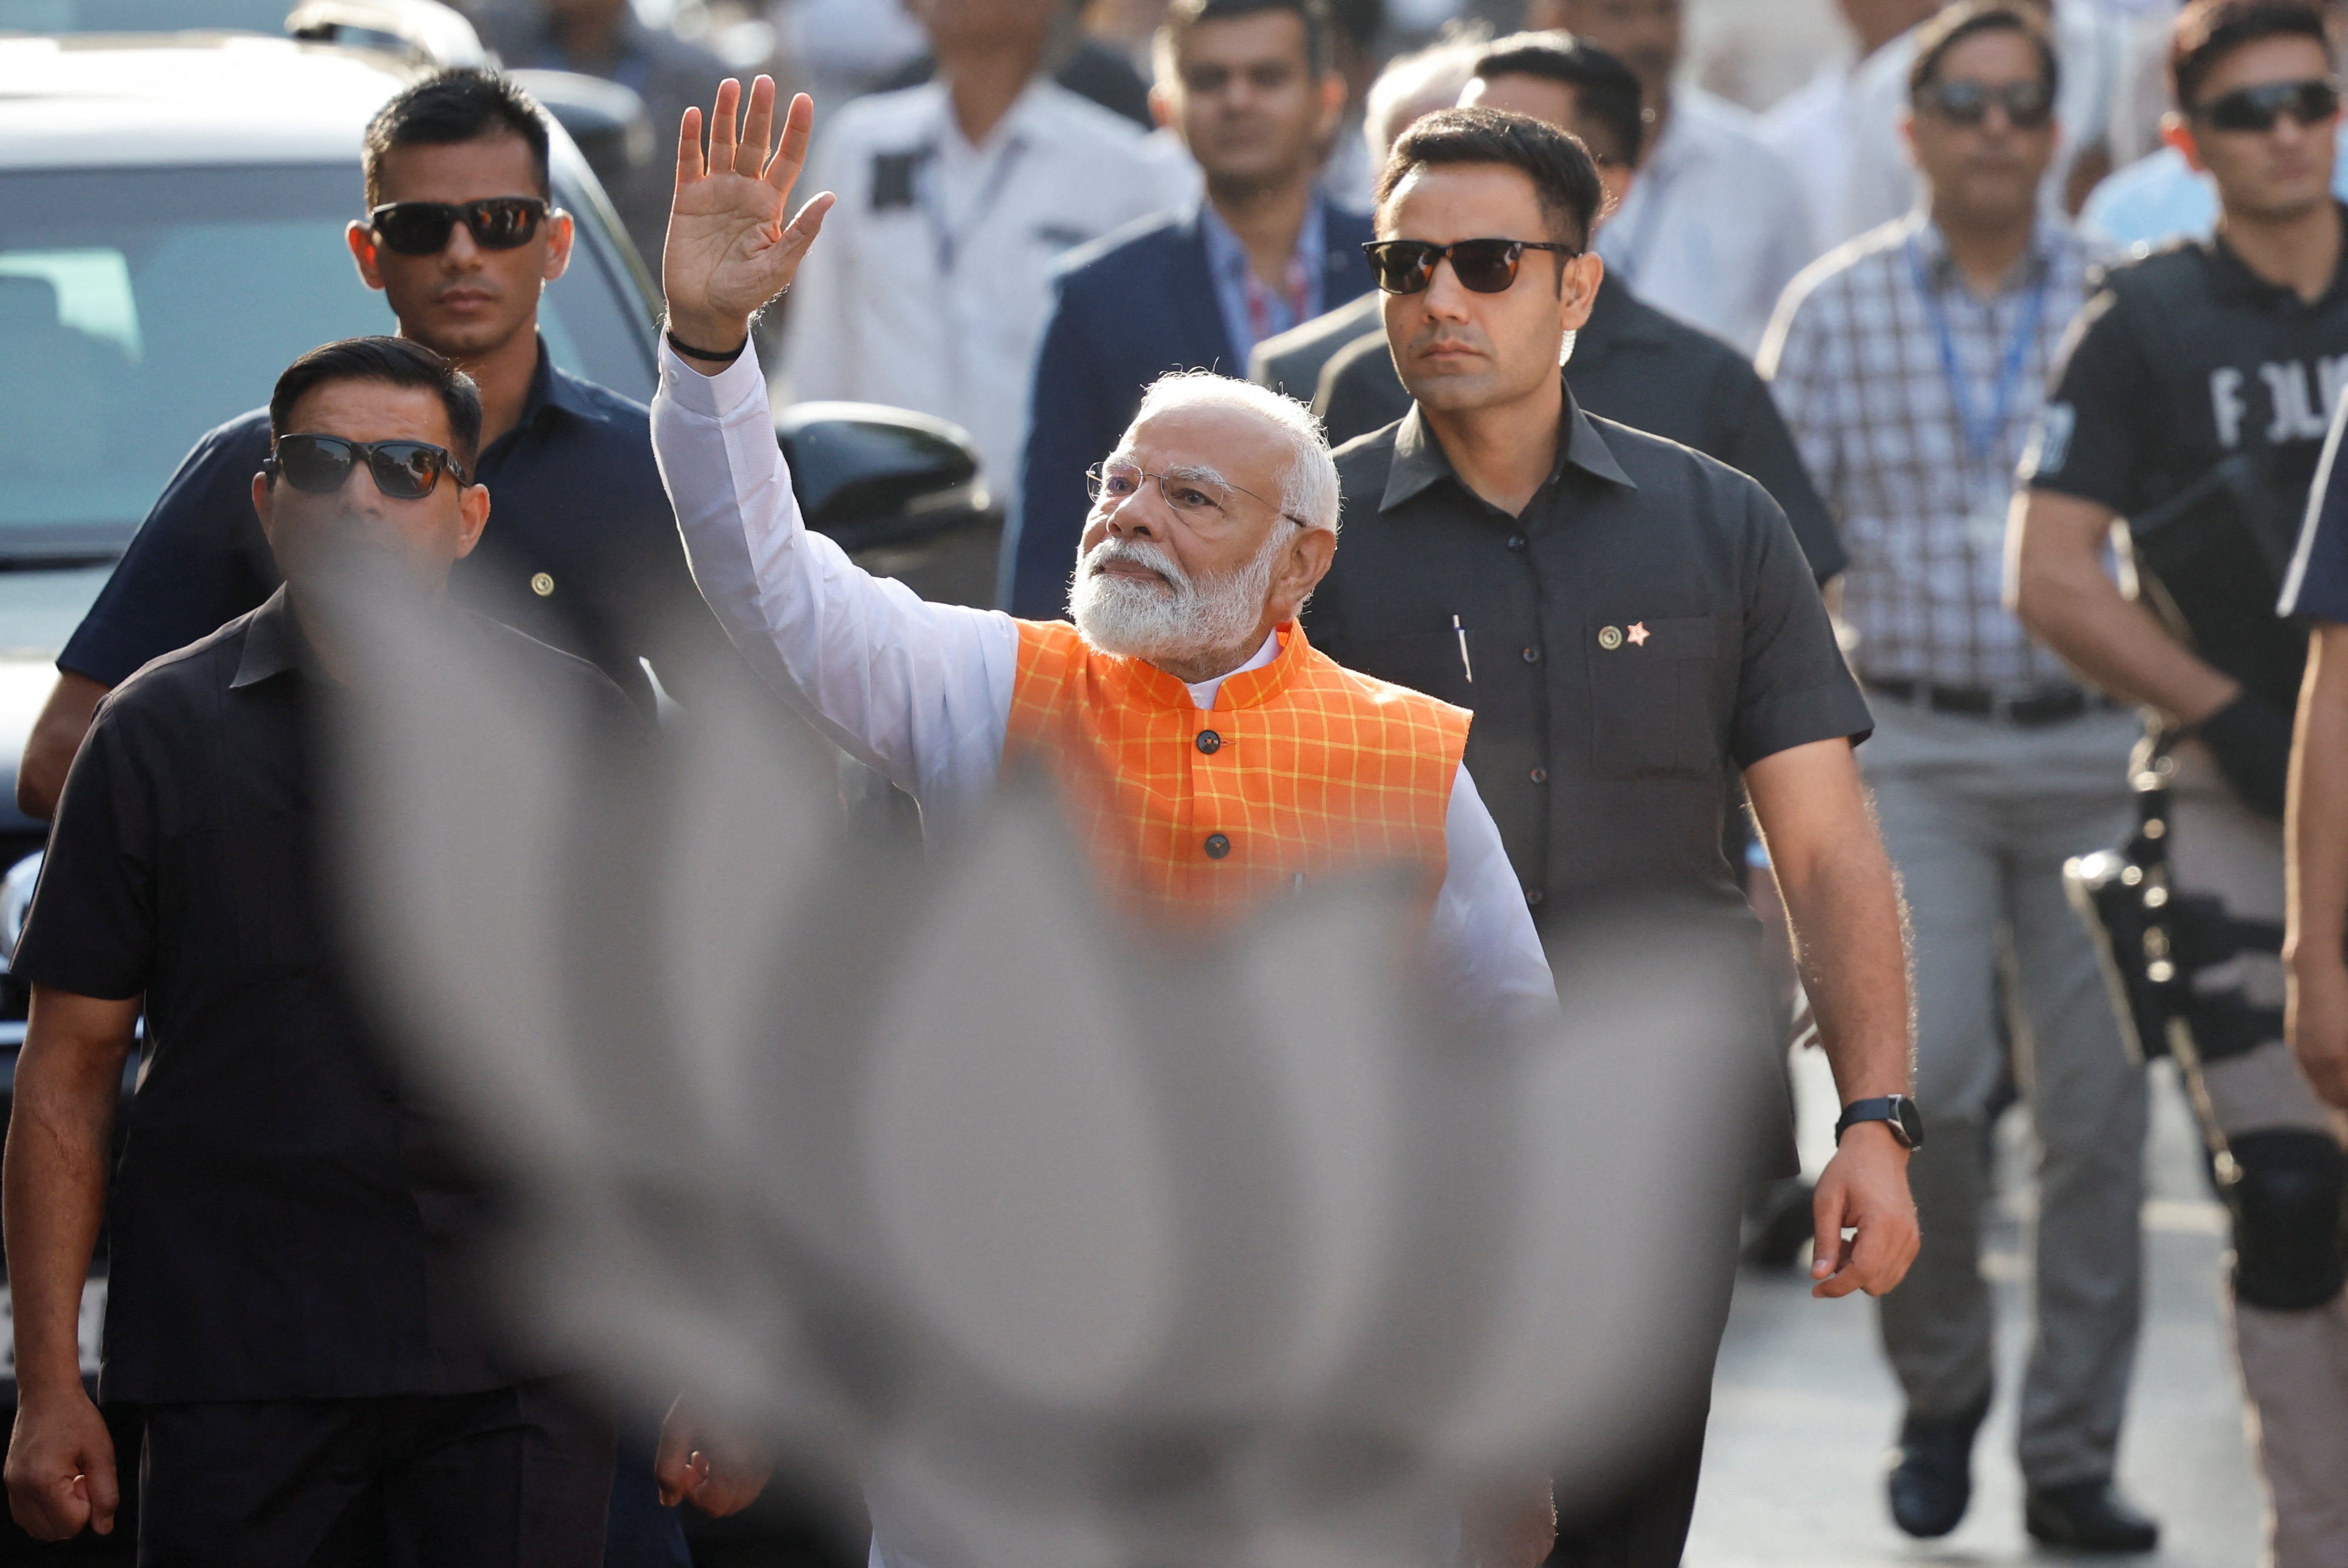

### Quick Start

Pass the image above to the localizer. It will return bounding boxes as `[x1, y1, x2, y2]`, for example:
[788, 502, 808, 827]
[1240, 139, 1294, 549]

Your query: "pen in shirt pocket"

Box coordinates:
[1453, 614, 1474, 684]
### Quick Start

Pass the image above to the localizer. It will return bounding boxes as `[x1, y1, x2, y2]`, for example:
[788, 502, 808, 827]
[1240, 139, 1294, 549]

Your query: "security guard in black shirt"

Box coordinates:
[2014, 2, 2348, 1559]
[4, 339, 630, 1561]
[1283, 33, 1848, 587]
[1307, 106, 1918, 1568]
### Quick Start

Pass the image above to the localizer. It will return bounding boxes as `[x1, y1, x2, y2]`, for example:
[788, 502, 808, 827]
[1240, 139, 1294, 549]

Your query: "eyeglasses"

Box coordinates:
[1086, 460, 1307, 528]
[1915, 77, 2056, 129]
[1362, 238, 1581, 296]
[264, 434, 471, 499]
[367, 198, 551, 256]
[2197, 78, 2342, 134]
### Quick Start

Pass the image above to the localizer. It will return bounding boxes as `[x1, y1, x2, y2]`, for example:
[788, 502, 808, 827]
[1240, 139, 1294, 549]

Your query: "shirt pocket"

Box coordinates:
[1344, 628, 1478, 708]
[1585, 615, 1722, 780]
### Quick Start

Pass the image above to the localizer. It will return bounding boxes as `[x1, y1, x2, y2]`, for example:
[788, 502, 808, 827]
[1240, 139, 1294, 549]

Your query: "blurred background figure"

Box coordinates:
[1762, 3, 2157, 1549]
[1836, 0, 2143, 244]
[1318, 0, 1398, 204]
[470, 0, 741, 264]
[776, 0, 1196, 511]
[1522, 0, 1819, 353]
[1758, 0, 1949, 251]
[1251, 31, 1488, 395]
[878, 0, 1161, 128]
[2083, 0, 2347, 246]
[770, 0, 929, 108]
[1004, 0, 1369, 617]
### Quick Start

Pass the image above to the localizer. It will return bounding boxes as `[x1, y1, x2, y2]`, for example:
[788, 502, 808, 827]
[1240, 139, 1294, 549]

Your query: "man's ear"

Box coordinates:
[454, 481, 490, 560]
[2161, 111, 2206, 171]
[348, 221, 387, 292]
[1558, 249, 1603, 332]
[1898, 108, 1919, 169]
[542, 209, 575, 285]
[1149, 82, 1176, 131]
[1274, 524, 1338, 616]
[251, 471, 275, 532]
[1313, 69, 1348, 142]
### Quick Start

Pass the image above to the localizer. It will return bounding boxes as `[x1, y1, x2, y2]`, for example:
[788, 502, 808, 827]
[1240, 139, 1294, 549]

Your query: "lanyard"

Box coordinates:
[919, 132, 1028, 275]
[1904, 236, 2049, 465]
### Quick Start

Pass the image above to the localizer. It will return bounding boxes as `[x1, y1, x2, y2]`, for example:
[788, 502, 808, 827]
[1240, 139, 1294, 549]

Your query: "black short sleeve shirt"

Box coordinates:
[1305, 386, 1872, 930]
[2026, 219, 2348, 711]
[59, 341, 731, 712]
[14, 589, 637, 1404]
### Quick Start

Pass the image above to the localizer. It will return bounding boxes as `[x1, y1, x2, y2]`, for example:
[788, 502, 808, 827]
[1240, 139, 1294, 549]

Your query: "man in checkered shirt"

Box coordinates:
[1760, 2, 2158, 1552]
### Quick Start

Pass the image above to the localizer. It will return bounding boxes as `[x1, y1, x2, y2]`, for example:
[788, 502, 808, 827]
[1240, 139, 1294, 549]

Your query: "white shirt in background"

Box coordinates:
[778, 78, 1199, 498]
[1758, 59, 1867, 253]
[1594, 85, 1818, 357]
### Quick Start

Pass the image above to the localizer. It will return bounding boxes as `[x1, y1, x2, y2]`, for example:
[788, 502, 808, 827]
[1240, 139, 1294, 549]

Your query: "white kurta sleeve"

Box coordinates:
[1428, 763, 1557, 1029]
[652, 340, 1019, 824]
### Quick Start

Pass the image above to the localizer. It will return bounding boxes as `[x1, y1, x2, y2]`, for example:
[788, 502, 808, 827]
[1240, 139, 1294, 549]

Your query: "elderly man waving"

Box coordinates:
[653, 78, 1553, 1030]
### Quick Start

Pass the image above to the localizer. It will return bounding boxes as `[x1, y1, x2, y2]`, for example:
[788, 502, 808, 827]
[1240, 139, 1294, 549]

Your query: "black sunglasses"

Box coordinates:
[367, 197, 550, 256]
[264, 434, 471, 500]
[1362, 238, 1581, 296]
[1916, 77, 2056, 129]
[2198, 77, 2342, 133]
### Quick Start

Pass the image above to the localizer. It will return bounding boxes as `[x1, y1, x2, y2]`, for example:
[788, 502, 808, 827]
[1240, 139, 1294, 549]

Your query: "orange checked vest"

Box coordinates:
[1005, 620, 1471, 930]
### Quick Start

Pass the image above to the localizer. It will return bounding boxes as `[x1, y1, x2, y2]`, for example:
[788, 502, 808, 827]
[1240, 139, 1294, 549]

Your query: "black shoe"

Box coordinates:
[1886, 1387, 1992, 1539]
[2025, 1480, 2160, 1553]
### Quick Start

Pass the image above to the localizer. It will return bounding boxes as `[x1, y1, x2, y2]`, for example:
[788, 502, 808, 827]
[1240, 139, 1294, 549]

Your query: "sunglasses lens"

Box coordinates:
[1931, 82, 1989, 123]
[276, 436, 355, 494]
[367, 442, 443, 499]
[467, 199, 542, 249]
[1450, 241, 1524, 293]
[373, 204, 455, 255]
[1368, 242, 1438, 294]
[2208, 79, 2340, 131]
[2005, 83, 2054, 126]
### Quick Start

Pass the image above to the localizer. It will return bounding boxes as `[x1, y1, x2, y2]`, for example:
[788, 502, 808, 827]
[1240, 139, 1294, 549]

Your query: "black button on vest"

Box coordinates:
[1196, 729, 1222, 754]
[1204, 833, 1231, 860]
[1522, 646, 1541, 664]
[1530, 767, 1549, 783]
[1507, 534, 1527, 552]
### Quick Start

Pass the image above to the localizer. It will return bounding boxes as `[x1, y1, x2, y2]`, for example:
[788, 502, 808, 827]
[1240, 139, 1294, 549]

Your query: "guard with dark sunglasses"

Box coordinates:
[2015, 3, 2348, 1562]
[1303, 106, 1912, 1568]
[18, 68, 738, 844]
[2, 337, 636, 1563]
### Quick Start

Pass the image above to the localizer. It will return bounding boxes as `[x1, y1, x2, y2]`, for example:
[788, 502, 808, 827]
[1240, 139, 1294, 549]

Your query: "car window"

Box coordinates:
[0, 0, 291, 31]
[0, 162, 654, 559]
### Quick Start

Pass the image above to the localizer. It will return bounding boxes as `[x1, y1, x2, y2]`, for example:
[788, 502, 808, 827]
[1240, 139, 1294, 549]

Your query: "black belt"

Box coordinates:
[1864, 677, 2114, 727]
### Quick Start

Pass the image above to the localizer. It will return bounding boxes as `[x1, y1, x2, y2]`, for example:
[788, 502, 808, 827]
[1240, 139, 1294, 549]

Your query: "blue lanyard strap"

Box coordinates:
[1904, 235, 2050, 465]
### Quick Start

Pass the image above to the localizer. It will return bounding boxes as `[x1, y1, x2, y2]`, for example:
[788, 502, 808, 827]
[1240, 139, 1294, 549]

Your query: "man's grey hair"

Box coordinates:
[1127, 371, 1341, 536]
[1363, 29, 1492, 163]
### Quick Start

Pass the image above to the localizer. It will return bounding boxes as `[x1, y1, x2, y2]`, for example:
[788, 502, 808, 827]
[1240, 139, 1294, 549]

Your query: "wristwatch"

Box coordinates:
[1834, 1094, 1924, 1150]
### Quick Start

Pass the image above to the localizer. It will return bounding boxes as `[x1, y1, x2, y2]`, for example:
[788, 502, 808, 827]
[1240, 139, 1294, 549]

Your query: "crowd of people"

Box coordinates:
[5, 0, 2348, 1564]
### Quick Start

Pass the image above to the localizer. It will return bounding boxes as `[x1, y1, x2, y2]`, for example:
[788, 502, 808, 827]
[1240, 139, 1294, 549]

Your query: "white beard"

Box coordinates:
[1068, 529, 1282, 668]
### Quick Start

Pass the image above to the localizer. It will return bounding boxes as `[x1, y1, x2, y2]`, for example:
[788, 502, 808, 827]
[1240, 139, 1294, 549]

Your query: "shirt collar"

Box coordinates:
[1381, 377, 1635, 513]
[231, 585, 314, 690]
[2207, 202, 2348, 308]
[1907, 210, 2066, 296]
[1198, 190, 1329, 287]
[931, 75, 1050, 157]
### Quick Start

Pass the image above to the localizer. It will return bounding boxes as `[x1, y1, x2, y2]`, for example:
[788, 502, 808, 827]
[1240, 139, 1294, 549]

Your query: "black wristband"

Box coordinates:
[663, 326, 748, 366]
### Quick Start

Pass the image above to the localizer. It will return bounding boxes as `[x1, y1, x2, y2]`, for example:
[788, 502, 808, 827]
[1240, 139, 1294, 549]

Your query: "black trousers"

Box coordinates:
[136, 1378, 617, 1568]
[1544, 1401, 1711, 1568]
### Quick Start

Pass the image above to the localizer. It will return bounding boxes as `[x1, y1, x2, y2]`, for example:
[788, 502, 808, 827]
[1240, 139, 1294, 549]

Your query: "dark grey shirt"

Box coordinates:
[1305, 384, 1872, 932]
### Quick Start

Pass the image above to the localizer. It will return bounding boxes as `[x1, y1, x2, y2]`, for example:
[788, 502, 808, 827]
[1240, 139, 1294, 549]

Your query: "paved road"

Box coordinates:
[1686, 1060, 2265, 1566]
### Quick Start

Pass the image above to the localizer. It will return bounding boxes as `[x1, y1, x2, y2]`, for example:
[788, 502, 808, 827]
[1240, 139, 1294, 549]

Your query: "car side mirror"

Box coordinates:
[777, 403, 999, 608]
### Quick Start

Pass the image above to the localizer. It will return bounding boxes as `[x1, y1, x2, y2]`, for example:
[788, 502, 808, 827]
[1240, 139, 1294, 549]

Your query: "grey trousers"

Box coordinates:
[1859, 697, 2148, 1488]
[2160, 741, 2348, 1568]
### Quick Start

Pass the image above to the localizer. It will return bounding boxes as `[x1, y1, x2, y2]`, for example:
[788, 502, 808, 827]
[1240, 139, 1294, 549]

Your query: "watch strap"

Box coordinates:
[1834, 1094, 1921, 1150]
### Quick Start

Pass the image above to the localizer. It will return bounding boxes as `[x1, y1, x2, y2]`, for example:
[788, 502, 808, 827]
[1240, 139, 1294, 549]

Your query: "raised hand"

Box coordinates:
[663, 77, 835, 357]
